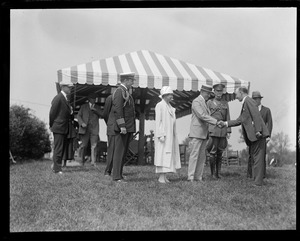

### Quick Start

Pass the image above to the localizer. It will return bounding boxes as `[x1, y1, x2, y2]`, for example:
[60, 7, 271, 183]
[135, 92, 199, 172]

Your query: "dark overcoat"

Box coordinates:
[107, 85, 136, 136]
[49, 92, 71, 134]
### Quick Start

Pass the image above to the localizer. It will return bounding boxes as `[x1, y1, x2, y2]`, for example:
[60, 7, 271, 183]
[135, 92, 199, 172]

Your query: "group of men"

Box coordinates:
[49, 72, 272, 186]
[49, 72, 136, 182]
[187, 83, 272, 186]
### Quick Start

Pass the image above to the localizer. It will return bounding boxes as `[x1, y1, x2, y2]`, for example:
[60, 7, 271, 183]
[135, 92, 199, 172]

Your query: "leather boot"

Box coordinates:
[215, 154, 222, 178]
[209, 156, 216, 178]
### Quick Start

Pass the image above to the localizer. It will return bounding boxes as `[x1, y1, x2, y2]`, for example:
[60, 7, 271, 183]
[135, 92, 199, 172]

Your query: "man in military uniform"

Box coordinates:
[106, 72, 136, 183]
[206, 83, 231, 178]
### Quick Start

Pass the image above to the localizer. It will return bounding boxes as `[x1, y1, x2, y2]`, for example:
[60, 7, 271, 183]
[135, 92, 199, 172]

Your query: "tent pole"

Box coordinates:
[138, 111, 145, 165]
[137, 88, 146, 165]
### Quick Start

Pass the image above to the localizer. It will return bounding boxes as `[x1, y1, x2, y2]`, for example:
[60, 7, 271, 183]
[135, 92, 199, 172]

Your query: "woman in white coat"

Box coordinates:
[154, 86, 181, 183]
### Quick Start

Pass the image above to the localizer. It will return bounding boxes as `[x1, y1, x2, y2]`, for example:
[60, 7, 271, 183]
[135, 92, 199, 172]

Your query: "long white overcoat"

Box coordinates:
[154, 100, 181, 169]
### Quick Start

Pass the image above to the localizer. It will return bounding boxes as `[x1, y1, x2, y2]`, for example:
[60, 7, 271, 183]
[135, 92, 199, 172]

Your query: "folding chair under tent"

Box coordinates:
[56, 50, 250, 165]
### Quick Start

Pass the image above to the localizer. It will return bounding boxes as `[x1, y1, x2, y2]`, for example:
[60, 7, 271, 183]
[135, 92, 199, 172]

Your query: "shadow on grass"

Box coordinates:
[62, 166, 91, 173]
[220, 172, 242, 178]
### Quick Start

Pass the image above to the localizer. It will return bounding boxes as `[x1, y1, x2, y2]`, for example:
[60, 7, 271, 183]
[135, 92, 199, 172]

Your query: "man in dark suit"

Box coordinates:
[223, 87, 269, 186]
[77, 92, 102, 167]
[252, 91, 273, 178]
[107, 72, 136, 183]
[49, 81, 73, 174]
[206, 83, 231, 179]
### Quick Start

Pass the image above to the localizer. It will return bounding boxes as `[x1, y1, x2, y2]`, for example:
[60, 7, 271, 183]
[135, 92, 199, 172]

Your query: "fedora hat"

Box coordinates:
[200, 84, 213, 93]
[159, 86, 174, 99]
[252, 91, 263, 99]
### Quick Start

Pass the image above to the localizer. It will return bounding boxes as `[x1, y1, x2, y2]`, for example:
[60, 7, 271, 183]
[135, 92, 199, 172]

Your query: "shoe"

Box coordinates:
[58, 171, 63, 175]
[187, 179, 194, 182]
[114, 179, 127, 183]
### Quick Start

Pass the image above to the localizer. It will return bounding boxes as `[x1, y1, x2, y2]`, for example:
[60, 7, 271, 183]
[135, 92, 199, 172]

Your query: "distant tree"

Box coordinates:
[268, 131, 292, 166]
[9, 105, 51, 160]
[238, 128, 244, 143]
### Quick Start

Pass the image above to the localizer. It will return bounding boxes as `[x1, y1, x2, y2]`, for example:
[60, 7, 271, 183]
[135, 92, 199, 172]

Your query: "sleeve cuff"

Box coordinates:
[116, 118, 125, 126]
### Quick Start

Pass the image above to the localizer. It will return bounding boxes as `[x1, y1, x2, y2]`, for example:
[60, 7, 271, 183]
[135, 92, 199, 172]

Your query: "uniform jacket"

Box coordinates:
[77, 102, 102, 135]
[49, 92, 71, 134]
[154, 100, 181, 169]
[260, 105, 273, 137]
[207, 98, 231, 137]
[107, 85, 136, 136]
[228, 96, 270, 144]
[189, 94, 218, 139]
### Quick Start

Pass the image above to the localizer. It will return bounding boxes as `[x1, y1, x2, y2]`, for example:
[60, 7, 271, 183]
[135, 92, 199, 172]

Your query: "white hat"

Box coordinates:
[159, 86, 173, 99]
[59, 80, 73, 87]
[120, 72, 135, 79]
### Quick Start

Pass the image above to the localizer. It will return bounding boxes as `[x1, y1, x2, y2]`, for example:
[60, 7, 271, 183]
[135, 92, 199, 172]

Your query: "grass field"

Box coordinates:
[10, 159, 296, 231]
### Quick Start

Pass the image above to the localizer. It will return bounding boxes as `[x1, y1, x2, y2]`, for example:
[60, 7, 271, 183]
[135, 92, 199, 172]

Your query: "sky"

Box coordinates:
[10, 8, 296, 151]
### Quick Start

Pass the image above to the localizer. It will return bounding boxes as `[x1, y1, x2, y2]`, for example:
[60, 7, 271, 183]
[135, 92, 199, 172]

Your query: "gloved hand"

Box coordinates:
[120, 127, 127, 134]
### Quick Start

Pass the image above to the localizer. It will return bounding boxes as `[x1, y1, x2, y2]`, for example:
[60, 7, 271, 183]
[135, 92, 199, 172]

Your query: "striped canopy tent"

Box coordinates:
[57, 50, 250, 164]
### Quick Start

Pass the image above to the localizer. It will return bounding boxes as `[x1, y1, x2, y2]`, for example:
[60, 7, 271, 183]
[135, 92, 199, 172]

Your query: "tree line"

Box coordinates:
[9, 105, 51, 161]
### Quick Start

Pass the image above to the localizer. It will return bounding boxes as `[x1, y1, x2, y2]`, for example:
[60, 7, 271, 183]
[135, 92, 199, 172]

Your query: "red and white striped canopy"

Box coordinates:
[57, 50, 249, 93]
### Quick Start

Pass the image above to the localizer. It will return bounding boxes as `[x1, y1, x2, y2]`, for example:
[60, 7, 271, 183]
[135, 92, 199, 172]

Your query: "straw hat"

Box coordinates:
[200, 84, 213, 93]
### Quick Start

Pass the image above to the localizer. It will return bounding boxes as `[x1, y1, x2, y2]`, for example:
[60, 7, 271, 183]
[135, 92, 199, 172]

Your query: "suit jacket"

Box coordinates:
[107, 85, 136, 136]
[77, 102, 102, 135]
[228, 96, 270, 144]
[49, 92, 71, 134]
[207, 98, 231, 137]
[260, 105, 273, 137]
[189, 94, 218, 139]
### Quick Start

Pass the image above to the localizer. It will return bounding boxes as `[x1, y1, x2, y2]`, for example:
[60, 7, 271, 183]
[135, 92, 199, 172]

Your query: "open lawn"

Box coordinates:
[10, 160, 296, 231]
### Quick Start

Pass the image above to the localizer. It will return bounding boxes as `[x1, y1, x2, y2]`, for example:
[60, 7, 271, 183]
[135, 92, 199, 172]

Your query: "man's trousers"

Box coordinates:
[112, 133, 132, 181]
[249, 137, 266, 185]
[52, 133, 67, 172]
[187, 137, 207, 181]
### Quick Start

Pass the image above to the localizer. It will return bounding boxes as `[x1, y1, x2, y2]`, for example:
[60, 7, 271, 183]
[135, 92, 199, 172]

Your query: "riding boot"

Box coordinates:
[209, 156, 216, 178]
[216, 154, 222, 178]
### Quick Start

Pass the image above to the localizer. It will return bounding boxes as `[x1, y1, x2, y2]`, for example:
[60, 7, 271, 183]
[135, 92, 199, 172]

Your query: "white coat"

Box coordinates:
[154, 100, 181, 169]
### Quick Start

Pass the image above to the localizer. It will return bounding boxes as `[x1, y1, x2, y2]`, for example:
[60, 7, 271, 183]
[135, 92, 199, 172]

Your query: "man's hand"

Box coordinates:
[159, 136, 165, 142]
[227, 133, 231, 139]
[266, 137, 271, 143]
[120, 127, 127, 134]
[81, 123, 87, 128]
[217, 120, 225, 128]
[255, 132, 262, 139]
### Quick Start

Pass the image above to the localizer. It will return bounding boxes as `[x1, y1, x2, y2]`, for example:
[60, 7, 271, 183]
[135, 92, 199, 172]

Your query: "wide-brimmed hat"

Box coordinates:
[159, 86, 173, 99]
[252, 91, 263, 99]
[200, 84, 213, 93]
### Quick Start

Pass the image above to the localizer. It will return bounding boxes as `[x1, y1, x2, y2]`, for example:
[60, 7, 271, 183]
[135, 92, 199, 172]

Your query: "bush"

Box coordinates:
[9, 105, 51, 160]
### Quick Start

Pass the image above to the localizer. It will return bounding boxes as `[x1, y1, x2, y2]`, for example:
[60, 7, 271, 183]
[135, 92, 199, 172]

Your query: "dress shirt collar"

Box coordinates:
[199, 94, 205, 102]
[241, 95, 247, 105]
[258, 104, 262, 111]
